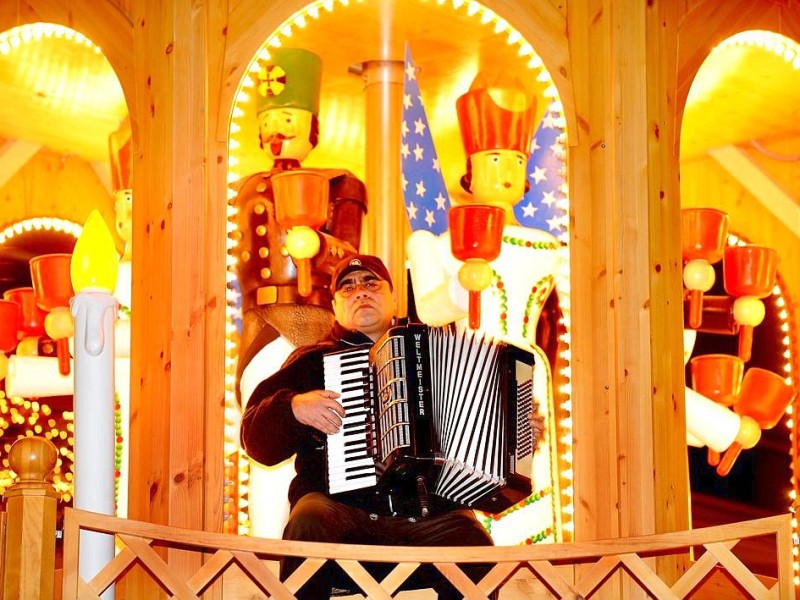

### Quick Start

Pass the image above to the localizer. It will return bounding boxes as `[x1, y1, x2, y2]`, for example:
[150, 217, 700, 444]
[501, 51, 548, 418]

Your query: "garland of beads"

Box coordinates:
[522, 527, 553, 545]
[114, 392, 123, 513]
[480, 487, 554, 544]
[501, 235, 560, 251]
[521, 275, 555, 339]
[490, 268, 509, 336]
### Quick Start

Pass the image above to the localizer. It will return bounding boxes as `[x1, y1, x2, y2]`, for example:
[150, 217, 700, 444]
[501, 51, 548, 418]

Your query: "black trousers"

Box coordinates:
[281, 492, 496, 599]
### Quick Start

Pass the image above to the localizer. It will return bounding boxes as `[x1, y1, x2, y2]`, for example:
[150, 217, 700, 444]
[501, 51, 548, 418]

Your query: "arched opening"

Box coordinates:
[222, 0, 575, 546]
[0, 22, 133, 521]
[680, 29, 800, 578]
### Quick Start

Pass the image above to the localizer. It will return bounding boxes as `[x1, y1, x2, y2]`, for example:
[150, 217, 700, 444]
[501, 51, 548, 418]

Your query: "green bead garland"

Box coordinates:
[480, 487, 554, 545]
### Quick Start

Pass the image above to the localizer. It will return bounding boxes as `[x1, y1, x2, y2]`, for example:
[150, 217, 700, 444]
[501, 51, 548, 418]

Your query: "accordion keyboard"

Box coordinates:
[323, 348, 378, 494]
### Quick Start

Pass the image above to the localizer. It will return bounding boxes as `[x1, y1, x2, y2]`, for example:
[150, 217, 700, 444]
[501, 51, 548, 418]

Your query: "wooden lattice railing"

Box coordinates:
[61, 507, 795, 599]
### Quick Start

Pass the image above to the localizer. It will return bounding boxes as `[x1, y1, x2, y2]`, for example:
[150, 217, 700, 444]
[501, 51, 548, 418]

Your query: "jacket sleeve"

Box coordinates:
[239, 347, 324, 466]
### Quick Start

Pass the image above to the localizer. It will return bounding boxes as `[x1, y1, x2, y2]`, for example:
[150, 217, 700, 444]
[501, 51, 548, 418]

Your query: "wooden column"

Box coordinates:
[2, 437, 58, 599]
[127, 0, 225, 595]
[361, 59, 408, 316]
[567, 0, 689, 591]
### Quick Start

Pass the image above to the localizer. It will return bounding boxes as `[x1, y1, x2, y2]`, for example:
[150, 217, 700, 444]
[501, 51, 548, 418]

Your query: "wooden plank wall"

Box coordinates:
[0, 150, 114, 231]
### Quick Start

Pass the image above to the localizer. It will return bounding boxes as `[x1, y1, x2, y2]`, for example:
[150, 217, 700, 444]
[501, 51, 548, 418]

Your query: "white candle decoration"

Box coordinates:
[70, 210, 120, 598]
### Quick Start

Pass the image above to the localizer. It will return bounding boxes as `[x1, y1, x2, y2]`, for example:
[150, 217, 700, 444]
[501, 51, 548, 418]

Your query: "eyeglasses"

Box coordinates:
[336, 279, 383, 297]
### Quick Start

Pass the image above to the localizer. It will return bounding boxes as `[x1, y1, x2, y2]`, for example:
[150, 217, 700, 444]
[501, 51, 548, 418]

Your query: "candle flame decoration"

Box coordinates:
[70, 210, 120, 294]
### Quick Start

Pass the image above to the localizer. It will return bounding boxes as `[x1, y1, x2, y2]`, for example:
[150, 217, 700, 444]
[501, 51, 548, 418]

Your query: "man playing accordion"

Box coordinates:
[241, 254, 543, 599]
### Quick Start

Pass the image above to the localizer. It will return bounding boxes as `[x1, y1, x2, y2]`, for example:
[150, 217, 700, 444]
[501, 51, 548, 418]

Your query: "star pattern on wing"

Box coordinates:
[515, 103, 569, 241]
[521, 201, 537, 218]
[530, 166, 547, 184]
[400, 44, 451, 234]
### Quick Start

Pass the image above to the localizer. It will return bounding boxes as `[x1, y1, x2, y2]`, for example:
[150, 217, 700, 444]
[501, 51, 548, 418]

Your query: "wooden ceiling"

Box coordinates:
[0, 26, 126, 164]
[680, 36, 800, 161]
[0, 6, 799, 206]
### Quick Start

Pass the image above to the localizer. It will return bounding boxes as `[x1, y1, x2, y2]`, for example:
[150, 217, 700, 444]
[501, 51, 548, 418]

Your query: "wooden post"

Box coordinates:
[566, 0, 688, 593]
[361, 59, 408, 317]
[126, 1, 226, 596]
[2, 436, 58, 600]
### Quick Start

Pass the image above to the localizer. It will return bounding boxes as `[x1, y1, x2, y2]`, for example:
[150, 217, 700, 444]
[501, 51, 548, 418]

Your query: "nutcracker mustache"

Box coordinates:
[265, 133, 294, 156]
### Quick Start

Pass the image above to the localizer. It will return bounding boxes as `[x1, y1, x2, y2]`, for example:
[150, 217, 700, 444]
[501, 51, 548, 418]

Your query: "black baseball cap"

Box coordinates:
[330, 254, 393, 293]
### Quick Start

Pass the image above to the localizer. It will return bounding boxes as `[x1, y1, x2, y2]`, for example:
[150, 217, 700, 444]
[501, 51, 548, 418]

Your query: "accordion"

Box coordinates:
[323, 323, 536, 514]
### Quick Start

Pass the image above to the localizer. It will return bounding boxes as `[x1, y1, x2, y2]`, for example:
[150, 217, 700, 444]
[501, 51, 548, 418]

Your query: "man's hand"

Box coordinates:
[531, 400, 545, 451]
[291, 390, 345, 435]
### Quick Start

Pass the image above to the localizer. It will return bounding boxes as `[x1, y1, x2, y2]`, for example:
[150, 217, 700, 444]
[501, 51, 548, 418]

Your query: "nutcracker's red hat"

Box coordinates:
[456, 73, 538, 157]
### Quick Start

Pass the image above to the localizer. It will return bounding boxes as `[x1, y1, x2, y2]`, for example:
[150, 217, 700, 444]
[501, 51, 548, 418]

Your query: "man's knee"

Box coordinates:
[432, 509, 495, 547]
[283, 493, 350, 543]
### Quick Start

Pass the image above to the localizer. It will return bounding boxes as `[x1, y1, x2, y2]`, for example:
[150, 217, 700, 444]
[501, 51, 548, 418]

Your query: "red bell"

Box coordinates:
[449, 205, 505, 330]
[690, 353, 744, 466]
[723, 245, 778, 362]
[29, 253, 75, 375]
[3, 287, 47, 338]
[0, 300, 20, 353]
[681, 208, 728, 328]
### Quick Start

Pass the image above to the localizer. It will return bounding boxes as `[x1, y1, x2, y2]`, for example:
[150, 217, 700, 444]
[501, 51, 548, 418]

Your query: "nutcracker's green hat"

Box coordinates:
[256, 48, 322, 116]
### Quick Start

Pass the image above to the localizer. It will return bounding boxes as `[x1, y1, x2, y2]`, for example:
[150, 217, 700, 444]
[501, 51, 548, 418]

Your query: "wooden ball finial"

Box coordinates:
[8, 436, 58, 482]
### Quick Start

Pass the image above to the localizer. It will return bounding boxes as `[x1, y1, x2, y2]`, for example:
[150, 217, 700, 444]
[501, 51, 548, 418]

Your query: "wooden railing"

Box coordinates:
[59, 508, 794, 599]
[2, 437, 796, 599]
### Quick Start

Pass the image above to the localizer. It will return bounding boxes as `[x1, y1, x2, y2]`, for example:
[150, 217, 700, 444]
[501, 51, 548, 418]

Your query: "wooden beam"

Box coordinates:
[708, 145, 800, 236]
[0, 139, 40, 188]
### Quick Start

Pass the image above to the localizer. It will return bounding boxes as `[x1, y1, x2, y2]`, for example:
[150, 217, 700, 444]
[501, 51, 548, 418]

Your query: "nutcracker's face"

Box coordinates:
[258, 107, 314, 162]
[469, 149, 527, 206]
